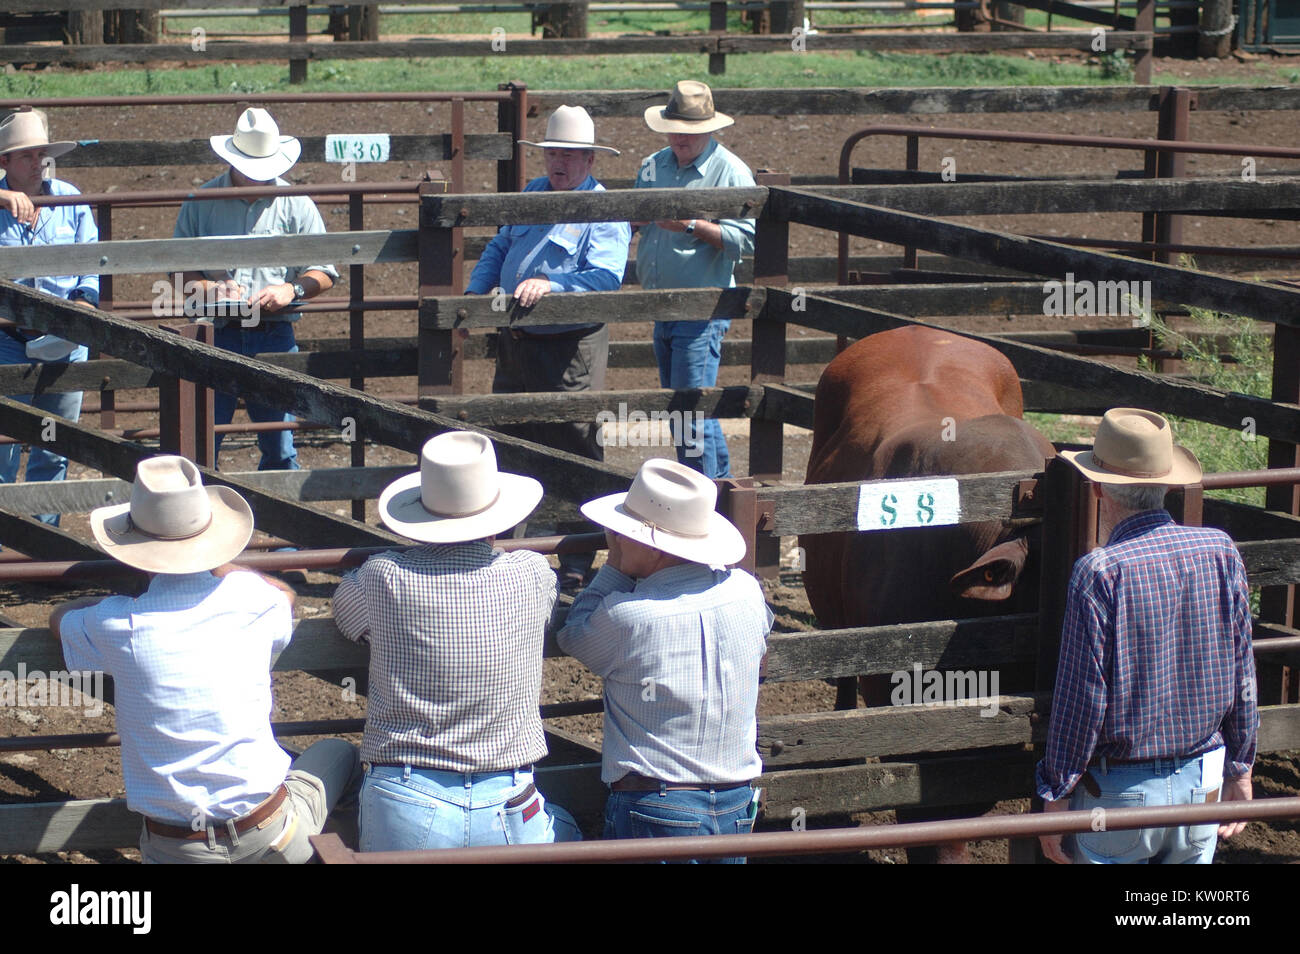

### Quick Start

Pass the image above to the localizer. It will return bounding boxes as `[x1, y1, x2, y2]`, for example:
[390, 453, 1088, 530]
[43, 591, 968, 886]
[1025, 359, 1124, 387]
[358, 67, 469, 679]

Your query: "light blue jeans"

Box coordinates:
[1069, 751, 1223, 864]
[359, 764, 581, 852]
[604, 783, 756, 864]
[0, 336, 87, 527]
[653, 318, 731, 479]
[213, 321, 300, 471]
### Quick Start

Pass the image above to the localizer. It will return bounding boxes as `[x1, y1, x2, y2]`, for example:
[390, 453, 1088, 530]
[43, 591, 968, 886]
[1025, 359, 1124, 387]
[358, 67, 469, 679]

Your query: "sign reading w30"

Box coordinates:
[856, 478, 960, 531]
[325, 134, 391, 163]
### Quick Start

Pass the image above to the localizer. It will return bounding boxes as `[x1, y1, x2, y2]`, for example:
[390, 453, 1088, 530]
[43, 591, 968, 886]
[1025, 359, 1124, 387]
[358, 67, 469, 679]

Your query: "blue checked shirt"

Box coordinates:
[0, 175, 99, 305]
[59, 571, 293, 824]
[633, 137, 755, 305]
[466, 173, 630, 336]
[332, 542, 557, 772]
[1036, 510, 1258, 802]
[557, 562, 773, 784]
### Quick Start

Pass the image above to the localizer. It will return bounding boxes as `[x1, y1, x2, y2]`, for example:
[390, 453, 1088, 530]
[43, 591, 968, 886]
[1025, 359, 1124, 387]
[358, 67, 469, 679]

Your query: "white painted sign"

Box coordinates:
[856, 477, 960, 531]
[324, 134, 391, 163]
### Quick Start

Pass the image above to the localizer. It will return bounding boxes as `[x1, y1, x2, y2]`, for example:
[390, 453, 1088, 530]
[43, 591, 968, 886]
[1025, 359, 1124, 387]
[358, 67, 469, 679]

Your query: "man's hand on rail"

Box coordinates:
[1218, 774, 1253, 838]
[1038, 796, 1074, 865]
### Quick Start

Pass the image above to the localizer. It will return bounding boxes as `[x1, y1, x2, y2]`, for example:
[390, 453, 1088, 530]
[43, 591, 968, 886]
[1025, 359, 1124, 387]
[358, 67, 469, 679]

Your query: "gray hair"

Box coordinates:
[1100, 483, 1169, 512]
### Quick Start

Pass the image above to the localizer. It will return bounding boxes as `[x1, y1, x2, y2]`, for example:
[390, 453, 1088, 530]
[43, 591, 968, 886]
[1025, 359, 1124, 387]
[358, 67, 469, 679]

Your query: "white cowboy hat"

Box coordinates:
[1061, 407, 1202, 486]
[209, 107, 302, 181]
[519, 105, 620, 155]
[643, 80, 734, 135]
[90, 456, 254, 574]
[581, 458, 746, 566]
[0, 108, 76, 160]
[378, 431, 543, 543]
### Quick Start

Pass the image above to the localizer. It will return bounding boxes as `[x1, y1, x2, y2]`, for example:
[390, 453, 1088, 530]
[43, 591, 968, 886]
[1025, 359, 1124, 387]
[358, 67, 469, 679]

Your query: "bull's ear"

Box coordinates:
[949, 537, 1030, 601]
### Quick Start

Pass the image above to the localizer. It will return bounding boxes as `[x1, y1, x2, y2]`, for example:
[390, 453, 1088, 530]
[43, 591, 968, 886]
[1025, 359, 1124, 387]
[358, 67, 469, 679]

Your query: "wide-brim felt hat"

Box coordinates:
[519, 105, 620, 155]
[580, 457, 746, 567]
[1060, 407, 1203, 486]
[90, 456, 253, 574]
[378, 431, 542, 543]
[643, 80, 734, 135]
[210, 107, 302, 181]
[0, 108, 76, 160]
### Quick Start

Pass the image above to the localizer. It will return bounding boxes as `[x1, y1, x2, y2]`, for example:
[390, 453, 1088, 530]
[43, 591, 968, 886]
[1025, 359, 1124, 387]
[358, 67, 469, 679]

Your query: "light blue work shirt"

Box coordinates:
[466, 173, 630, 335]
[60, 570, 295, 824]
[0, 175, 99, 305]
[172, 170, 339, 323]
[633, 138, 756, 307]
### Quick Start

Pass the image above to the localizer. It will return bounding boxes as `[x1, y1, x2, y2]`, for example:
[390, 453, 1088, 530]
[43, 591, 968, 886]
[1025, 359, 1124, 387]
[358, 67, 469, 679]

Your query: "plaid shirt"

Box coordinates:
[332, 542, 556, 772]
[1036, 510, 1258, 802]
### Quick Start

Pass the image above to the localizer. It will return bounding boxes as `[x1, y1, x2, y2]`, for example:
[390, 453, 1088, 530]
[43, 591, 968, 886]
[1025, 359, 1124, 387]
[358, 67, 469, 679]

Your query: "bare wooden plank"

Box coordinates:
[0, 230, 418, 279]
[763, 614, 1040, 681]
[1238, 539, 1300, 587]
[765, 470, 1042, 536]
[0, 509, 102, 561]
[756, 383, 815, 430]
[422, 288, 762, 330]
[766, 187, 1300, 329]
[421, 187, 765, 228]
[58, 134, 512, 168]
[0, 798, 138, 856]
[1203, 498, 1300, 543]
[719, 30, 1152, 52]
[421, 386, 761, 426]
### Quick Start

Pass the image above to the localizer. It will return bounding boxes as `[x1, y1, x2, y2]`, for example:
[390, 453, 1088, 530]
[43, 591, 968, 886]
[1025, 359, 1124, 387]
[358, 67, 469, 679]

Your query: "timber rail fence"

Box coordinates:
[3, 88, 1300, 859]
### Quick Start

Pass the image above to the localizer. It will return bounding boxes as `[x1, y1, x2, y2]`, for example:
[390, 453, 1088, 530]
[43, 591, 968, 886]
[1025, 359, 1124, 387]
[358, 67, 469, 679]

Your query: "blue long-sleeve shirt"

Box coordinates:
[0, 175, 99, 306]
[466, 173, 630, 335]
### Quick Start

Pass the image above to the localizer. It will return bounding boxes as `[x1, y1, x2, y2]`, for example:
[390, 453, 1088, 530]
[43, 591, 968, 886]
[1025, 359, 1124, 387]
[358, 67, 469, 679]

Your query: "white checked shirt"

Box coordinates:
[332, 542, 557, 772]
[558, 562, 773, 784]
[59, 571, 293, 824]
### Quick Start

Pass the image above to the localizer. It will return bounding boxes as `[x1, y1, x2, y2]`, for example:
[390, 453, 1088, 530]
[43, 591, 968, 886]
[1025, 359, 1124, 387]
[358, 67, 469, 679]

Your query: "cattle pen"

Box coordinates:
[2, 84, 1300, 862]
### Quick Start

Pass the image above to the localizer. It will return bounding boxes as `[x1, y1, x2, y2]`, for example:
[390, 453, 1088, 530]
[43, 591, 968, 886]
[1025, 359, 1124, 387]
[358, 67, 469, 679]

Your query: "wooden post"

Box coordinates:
[750, 171, 790, 580]
[417, 180, 463, 401]
[1261, 325, 1300, 704]
[66, 11, 104, 46]
[497, 82, 529, 194]
[709, 1, 728, 76]
[96, 202, 116, 435]
[1153, 88, 1192, 266]
[158, 322, 209, 462]
[537, 2, 589, 38]
[348, 5, 380, 41]
[289, 4, 308, 85]
[1133, 0, 1155, 85]
[349, 191, 367, 521]
[770, 1, 806, 35]
[1198, 0, 1234, 58]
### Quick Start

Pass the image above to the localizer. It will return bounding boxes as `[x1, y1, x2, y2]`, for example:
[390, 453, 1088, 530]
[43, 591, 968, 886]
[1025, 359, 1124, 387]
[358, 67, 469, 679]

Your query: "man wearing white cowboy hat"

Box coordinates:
[172, 107, 339, 471]
[467, 105, 631, 594]
[49, 455, 361, 863]
[0, 106, 99, 522]
[558, 457, 772, 862]
[332, 431, 580, 851]
[634, 80, 756, 481]
[1036, 408, 1257, 865]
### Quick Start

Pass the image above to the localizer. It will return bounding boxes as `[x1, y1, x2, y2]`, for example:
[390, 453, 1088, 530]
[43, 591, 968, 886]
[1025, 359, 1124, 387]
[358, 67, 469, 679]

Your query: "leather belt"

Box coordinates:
[611, 772, 752, 793]
[508, 326, 598, 340]
[145, 784, 288, 840]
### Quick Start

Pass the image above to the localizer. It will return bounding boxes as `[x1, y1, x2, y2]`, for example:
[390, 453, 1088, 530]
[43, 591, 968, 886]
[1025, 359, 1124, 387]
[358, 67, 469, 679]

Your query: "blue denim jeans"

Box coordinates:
[0, 336, 87, 527]
[1068, 751, 1223, 864]
[653, 318, 730, 479]
[359, 764, 581, 852]
[213, 321, 300, 471]
[604, 783, 756, 864]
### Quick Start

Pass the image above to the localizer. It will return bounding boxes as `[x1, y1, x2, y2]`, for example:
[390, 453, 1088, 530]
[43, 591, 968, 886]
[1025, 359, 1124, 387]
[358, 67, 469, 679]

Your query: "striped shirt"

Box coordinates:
[1036, 510, 1258, 802]
[557, 562, 773, 784]
[332, 542, 556, 771]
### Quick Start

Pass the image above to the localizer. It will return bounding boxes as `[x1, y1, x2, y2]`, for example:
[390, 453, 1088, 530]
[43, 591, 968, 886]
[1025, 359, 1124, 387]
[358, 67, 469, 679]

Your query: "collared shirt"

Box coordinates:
[0, 175, 99, 305]
[172, 170, 340, 323]
[332, 542, 556, 771]
[633, 137, 756, 303]
[1036, 509, 1258, 802]
[59, 571, 293, 824]
[557, 561, 773, 784]
[466, 173, 630, 335]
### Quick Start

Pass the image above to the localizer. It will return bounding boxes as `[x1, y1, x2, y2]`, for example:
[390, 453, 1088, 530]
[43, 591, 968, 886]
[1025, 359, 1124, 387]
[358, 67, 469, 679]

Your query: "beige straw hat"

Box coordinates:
[90, 456, 254, 574]
[643, 81, 734, 135]
[519, 105, 620, 155]
[1060, 408, 1202, 486]
[209, 107, 302, 181]
[0, 107, 76, 160]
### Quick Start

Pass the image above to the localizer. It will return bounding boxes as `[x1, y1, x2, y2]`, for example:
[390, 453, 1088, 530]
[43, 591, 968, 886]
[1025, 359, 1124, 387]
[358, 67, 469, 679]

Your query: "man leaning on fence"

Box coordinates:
[50, 455, 361, 863]
[0, 107, 98, 524]
[1036, 408, 1258, 865]
[172, 107, 338, 471]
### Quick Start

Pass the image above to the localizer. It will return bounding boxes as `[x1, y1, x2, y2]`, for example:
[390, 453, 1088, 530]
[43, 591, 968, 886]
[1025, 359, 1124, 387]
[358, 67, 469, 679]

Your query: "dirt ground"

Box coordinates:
[3, 52, 1300, 863]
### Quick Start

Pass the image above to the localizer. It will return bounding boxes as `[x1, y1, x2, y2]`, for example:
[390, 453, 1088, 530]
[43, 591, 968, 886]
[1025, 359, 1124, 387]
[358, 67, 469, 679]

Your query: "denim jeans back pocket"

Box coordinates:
[360, 777, 440, 853]
[628, 809, 703, 839]
[1073, 790, 1146, 860]
[501, 791, 555, 847]
[1187, 784, 1221, 851]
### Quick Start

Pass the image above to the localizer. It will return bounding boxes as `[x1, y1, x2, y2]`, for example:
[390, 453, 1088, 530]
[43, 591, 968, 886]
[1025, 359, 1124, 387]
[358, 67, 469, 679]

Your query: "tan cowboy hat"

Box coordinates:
[643, 80, 734, 135]
[379, 431, 543, 543]
[0, 108, 76, 160]
[210, 107, 302, 181]
[519, 105, 620, 155]
[1061, 408, 1202, 486]
[91, 456, 254, 574]
[580, 458, 746, 566]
